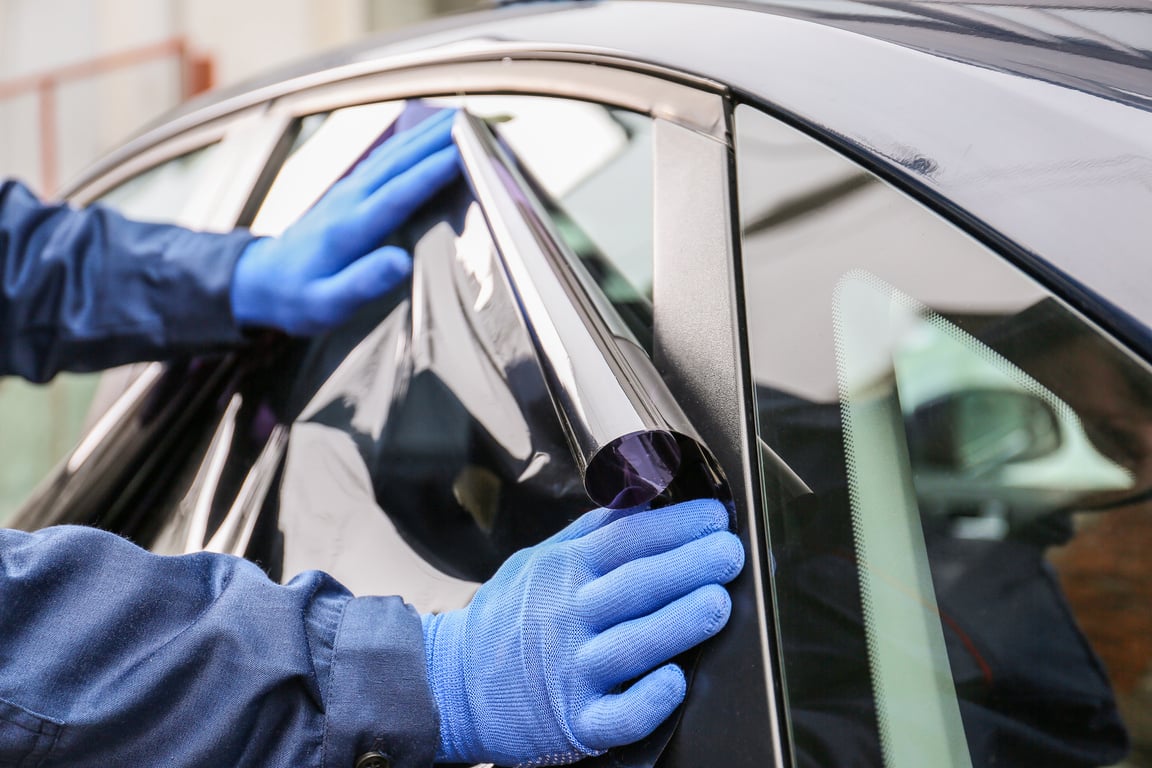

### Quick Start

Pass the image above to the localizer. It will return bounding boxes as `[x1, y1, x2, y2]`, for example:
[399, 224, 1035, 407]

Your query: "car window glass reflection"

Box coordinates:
[250, 102, 406, 236]
[737, 103, 1152, 768]
[270, 191, 592, 610]
[96, 142, 224, 225]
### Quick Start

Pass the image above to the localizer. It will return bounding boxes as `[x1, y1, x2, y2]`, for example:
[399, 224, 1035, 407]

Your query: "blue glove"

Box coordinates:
[422, 498, 745, 766]
[230, 108, 459, 335]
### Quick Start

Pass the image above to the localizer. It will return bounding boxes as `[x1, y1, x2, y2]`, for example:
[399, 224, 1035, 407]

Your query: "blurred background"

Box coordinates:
[0, 0, 485, 521]
[0, 0, 486, 197]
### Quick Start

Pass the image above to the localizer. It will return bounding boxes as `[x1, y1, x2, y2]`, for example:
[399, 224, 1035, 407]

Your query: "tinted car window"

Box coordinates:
[737, 104, 1152, 767]
[92, 99, 659, 615]
[435, 95, 655, 349]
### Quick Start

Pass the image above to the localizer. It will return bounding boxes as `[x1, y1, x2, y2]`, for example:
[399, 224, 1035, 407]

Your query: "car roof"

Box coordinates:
[87, 0, 1152, 356]
[162, 0, 1152, 121]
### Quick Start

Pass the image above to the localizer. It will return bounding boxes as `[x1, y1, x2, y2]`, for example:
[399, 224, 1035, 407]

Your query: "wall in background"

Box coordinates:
[0, 0, 486, 195]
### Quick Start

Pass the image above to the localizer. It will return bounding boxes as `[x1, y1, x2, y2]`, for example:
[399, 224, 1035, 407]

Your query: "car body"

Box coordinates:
[11, 1, 1152, 766]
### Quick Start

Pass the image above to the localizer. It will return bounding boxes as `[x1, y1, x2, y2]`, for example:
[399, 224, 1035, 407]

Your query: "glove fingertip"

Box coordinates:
[696, 583, 734, 637]
[652, 662, 688, 703]
[574, 664, 688, 751]
[373, 244, 413, 276]
[718, 531, 746, 583]
[628, 663, 688, 735]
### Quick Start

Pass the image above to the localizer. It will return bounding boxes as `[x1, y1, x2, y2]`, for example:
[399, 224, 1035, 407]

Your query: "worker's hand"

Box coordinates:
[421, 498, 744, 766]
[230, 108, 459, 335]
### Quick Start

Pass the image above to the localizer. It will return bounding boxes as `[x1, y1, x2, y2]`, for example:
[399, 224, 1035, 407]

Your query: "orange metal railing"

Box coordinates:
[0, 37, 214, 196]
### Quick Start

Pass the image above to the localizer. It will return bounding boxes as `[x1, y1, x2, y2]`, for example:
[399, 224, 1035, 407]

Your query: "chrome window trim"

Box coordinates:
[63, 363, 166, 475]
[267, 57, 726, 142]
[195, 110, 295, 232]
[72, 45, 727, 188]
[265, 42, 728, 113]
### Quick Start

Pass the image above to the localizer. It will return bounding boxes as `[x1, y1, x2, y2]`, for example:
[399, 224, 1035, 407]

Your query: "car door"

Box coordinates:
[735, 101, 1152, 767]
[12, 57, 782, 767]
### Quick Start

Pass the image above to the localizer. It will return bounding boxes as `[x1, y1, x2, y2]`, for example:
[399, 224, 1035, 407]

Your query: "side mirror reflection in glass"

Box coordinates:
[906, 389, 1060, 473]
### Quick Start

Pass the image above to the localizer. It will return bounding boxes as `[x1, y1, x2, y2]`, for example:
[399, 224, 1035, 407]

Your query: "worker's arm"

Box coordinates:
[0, 500, 742, 767]
[0, 109, 458, 383]
[0, 524, 436, 767]
[0, 179, 253, 381]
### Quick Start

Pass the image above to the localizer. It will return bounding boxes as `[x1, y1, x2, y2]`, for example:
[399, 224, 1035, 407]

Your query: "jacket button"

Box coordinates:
[355, 752, 390, 768]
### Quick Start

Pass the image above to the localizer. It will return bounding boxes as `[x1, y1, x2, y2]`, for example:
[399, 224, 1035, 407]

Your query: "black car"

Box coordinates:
[12, 1, 1152, 766]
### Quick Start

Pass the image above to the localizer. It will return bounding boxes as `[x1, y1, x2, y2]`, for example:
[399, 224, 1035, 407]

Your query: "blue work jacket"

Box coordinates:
[0, 180, 438, 767]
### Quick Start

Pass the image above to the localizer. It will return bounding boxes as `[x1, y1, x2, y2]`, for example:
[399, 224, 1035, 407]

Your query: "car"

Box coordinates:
[9, 1, 1152, 766]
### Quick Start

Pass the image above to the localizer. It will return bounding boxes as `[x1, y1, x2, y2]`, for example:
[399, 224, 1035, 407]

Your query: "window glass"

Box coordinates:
[0, 376, 98, 523]
[488, 98, 653, 297]
[250, 103, 405, 236]
[96, 142, 224, 224]
[0, 143, 225, 525]
[112, 98, 656, 614]
[737, 103, 1152, 767]
[433, 95, 655, 348]
[254, 94, 654, 335]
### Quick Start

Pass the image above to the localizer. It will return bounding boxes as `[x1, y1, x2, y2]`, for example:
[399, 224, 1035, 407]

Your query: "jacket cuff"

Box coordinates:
[324, 596, 439, 768]
[156, 227, 254, 349]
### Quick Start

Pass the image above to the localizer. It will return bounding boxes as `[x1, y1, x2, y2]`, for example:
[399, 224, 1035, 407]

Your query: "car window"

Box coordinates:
[458, 95, 654, 317]
[250, 103, 405, 236]
[101, 99, 658, 614]
[96, 142, 225, 224]
[736, 103, 1152, 768]
[252, 95, 655, 347]
[0, 143, 226, 525]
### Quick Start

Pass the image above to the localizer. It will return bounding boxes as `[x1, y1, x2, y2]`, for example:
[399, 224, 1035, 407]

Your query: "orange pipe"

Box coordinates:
[38, 79, 58, 196]
[0, 38, 188, 100]
[0, 37, 215, 197]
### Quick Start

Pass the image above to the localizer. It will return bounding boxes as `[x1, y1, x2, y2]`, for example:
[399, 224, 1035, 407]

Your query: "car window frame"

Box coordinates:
[28, 54, 785, 768]
[263, 70, 782, 767]
[264, 73, 783, 768]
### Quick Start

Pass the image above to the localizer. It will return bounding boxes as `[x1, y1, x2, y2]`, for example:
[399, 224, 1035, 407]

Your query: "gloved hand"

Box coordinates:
[230, 108, 459, 335]
[422, 498, 745, 766]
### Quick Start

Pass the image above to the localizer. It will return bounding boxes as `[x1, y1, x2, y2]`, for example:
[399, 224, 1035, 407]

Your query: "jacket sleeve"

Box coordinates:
[0, 179, 254, 382]
[0, 525, 440, 768]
